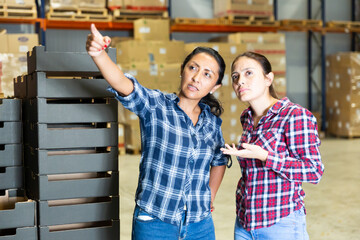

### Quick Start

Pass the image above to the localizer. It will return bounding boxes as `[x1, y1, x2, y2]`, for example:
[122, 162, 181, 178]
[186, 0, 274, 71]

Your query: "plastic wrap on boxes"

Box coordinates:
[326, 52, 360, 137]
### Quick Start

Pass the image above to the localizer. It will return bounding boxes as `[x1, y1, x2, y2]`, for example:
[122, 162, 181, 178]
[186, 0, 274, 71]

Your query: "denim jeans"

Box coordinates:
[132, 205, 216, 240]
[234, 207, 310, 240]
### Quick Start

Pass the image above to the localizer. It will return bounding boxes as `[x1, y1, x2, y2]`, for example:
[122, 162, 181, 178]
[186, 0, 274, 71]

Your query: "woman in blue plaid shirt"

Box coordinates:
[87, 24, 230, 240]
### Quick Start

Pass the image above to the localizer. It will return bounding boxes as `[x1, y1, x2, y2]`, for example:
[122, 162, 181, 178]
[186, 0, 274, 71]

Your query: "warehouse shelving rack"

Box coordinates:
[1, 0, 359, 132]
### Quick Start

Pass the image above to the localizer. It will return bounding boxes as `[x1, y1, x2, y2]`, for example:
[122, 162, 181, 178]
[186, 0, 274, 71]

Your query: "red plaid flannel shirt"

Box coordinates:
[236, 97, 324, 231]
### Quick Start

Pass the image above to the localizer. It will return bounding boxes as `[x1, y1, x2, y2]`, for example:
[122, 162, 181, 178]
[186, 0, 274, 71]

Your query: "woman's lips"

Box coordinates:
[188, 84, 199, 91]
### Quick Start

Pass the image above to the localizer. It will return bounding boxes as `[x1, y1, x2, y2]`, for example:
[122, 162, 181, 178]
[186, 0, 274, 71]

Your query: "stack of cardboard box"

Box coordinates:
[213, 0, 274, 20]
[326, 52, 360, 137]
[185, 42, 248, 144]
[0, 30, 38, 97]
[115, 18, 185, 152]
[227, 32, 287, 98]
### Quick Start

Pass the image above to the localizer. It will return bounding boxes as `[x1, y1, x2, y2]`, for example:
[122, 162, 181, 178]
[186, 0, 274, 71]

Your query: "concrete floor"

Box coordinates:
[119, 138, 360, 240]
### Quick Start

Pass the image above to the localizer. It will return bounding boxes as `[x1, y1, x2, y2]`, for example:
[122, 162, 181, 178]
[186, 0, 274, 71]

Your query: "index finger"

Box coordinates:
[90, 23, 103, 39]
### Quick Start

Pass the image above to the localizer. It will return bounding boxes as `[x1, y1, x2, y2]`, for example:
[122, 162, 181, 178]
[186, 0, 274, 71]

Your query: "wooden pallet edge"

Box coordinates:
[112, 8, 168, 17]
[326, 21, 351, 28]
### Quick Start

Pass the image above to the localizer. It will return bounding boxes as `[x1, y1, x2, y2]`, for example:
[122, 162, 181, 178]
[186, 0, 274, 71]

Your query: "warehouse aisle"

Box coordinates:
[119, 138, 360, 240]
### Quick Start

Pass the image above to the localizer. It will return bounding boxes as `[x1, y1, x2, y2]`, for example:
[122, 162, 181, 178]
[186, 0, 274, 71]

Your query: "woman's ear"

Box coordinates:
[265, 72, 274, 87]
[210, 84, 222, 94]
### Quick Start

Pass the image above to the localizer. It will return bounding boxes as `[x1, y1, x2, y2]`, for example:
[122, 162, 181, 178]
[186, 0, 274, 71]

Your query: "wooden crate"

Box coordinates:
[112, 8, 168, 21]
[281, 19, 323, 28]
[47, 6, 110, 21]
[0, 3, 37, 18]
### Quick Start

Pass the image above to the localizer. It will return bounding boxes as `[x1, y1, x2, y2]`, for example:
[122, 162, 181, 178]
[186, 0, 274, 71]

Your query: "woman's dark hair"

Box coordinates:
[232, 51, 278, 99]
[181, 46, 226, 117]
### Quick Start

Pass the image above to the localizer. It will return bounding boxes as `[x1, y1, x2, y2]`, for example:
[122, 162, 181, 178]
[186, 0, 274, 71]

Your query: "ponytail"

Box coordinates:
[201, 93, 223, 117]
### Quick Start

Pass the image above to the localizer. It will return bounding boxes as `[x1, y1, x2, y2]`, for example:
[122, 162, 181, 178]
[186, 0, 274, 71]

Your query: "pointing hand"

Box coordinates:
[86, 23, 111, 57]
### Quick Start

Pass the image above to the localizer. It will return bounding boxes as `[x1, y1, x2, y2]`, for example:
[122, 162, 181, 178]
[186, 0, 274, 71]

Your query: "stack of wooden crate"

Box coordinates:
[0, 0, 37, 18]
[13, 46, 120, 239]
[111, 0, 168, 22]
[0, 99, 37, 239]
[47, 0, 110, 21]
[213, 0, 275, 25]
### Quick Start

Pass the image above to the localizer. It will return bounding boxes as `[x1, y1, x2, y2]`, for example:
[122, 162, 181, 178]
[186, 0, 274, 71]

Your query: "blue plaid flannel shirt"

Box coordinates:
[109, 74, 228, 225]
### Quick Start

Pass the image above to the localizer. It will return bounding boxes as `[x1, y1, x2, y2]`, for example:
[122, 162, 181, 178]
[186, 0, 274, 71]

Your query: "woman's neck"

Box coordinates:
[249, 96, 277, 118]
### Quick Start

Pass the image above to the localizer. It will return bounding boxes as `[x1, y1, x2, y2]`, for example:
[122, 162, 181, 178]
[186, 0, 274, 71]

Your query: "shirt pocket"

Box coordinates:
[255, 130, 280, 152]
[202, 126, 216, 149]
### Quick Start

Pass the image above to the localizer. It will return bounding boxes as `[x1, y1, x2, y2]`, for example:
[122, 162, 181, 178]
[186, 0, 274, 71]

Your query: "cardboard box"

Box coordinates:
[0, 34, 8, 53]
[325, 52, 360, 137]
[7, 34, 39, 53]
[134, 19, 170, 41]
[78, 0, 106, 8]
[228, 32, 285, 44]
[5, 0, 35, 5]
[213, 0, 273, 18]
[146, 41, 185, 64]
[0, 53, 28, 97]
[116, 40, 150, 64]
[123, 0, 167, 8]
[107, 0, 122, 7]
[185, 42, 247, 59]
[50, 0, 78, 8]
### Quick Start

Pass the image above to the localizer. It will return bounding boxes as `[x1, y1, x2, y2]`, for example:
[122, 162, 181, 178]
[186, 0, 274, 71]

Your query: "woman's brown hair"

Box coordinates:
[232, 51, 278, 99]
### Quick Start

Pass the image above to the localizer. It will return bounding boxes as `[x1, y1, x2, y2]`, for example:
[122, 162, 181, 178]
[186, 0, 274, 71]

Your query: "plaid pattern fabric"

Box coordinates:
[236, 97, 324, 231]
[109, 74, 228, 225]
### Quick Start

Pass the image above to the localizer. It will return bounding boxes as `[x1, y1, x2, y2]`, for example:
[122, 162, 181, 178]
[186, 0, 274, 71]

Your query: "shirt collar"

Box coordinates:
[268, 97, 290, 115]
[245, 97, 290, 117]
[165, 93, 212, 114]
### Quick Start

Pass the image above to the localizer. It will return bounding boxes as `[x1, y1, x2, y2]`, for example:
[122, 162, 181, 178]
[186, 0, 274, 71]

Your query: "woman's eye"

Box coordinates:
[205, 72, 211, 78]
[189, 65, 196, 70]
[232, 74, 239, 82]
[245, 71, 252, 76]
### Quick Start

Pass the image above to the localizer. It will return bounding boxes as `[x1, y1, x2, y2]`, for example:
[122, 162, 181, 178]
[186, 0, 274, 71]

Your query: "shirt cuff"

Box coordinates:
[265, 151, 284, 172]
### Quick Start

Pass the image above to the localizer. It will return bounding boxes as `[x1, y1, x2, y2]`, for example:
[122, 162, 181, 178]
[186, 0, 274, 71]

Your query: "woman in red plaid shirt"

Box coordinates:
[221, 52, 324, 240]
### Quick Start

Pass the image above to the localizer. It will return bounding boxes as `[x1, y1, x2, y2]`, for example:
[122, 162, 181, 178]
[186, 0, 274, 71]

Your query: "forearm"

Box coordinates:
[209, 165, 226, 202]
[92, 52, 134, 96]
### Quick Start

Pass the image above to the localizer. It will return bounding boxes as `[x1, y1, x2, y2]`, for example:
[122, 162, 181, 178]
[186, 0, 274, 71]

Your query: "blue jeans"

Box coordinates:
[234, 208, 309, 240]
[132, 205, 215, 240]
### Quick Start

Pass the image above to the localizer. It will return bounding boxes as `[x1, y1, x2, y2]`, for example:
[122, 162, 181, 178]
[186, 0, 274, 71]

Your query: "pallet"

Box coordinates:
[112, 9, 168, 21]
[327, 20, 360, 30]
[0, 4, 37, 18]
[47, 7, 110, 21]
[125, 148, 141, 155]
[221, 14, 274, 23]
[281, 19, 323, 28]
[172, 17, 226, 25]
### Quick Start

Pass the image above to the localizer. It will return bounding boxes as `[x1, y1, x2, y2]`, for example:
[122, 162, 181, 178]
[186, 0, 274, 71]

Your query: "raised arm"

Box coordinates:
[86, 23, 134, 96]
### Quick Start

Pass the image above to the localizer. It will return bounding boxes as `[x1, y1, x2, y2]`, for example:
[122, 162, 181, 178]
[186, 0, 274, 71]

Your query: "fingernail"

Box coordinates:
[104, 44, 107, 48]
[102, 47, 104, 50]
[211, 209, 213, 212]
